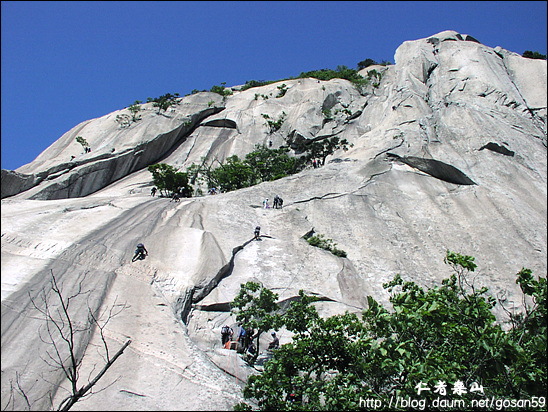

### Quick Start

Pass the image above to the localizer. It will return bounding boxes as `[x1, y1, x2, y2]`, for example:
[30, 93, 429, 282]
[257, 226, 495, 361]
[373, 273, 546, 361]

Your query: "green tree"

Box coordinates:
[128, 100, 142, 122]
[244, 144, 303, 182]
[522, 50, 547, 60]
[147, 163, 192, 197]
[237, 251, 547, 410]
[276, 83, 288, 98]
[147, 93, 180, 114]
[304, 136, 353, 166]
[262, 112, 287, 134]
[210, 82, 233, 97]
[75, 136, 89, 149]
[357, 58, 377, 70]
[208, 155, 254, 192]
[231, 282, 281, 364]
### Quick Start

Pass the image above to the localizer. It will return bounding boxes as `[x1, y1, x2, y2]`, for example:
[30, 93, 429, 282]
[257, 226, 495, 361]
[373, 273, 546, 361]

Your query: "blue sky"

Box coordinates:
[2, 1, 546, 171]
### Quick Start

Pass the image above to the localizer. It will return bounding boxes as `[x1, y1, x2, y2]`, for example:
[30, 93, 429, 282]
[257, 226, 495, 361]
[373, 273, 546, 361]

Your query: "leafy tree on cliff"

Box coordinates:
[231, 282, 281, 364]
[522, 50, 547, 60]
[236, 251, 547, 410]
[147, 163, 192, 197]
[128, 100, 142, 122]
[303, 136, 353, 166]
[147, 93, 180, 114]
[244, 144, 303, 182]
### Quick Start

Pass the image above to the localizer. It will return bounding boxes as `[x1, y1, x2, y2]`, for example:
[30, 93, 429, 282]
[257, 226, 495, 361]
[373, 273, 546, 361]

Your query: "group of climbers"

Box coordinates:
[263, 195, 284, 209]
[220, 323, 279, 355]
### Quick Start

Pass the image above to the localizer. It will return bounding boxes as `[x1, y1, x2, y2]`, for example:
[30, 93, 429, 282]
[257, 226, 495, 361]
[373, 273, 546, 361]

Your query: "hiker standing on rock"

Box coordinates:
[254, 226, 261, 240]
[221, 325, 234, 346]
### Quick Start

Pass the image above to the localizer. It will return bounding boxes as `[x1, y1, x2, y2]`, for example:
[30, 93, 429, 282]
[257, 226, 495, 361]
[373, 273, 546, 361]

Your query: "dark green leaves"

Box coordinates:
[237, 252, 547, 410]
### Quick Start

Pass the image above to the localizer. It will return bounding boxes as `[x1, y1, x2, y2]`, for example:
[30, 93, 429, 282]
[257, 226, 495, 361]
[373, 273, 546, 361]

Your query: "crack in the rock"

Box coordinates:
[179, 235, 270, 324]
[291, 192, 346, 205]
[373, 136, 405, 159]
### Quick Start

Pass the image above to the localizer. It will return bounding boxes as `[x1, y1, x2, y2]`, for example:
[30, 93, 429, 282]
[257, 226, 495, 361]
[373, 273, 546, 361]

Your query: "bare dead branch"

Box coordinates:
[18, 269, 130, 411]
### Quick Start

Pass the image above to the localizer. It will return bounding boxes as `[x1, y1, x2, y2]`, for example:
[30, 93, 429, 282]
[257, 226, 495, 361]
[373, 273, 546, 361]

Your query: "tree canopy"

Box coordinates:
[235, 251, 547, 410]
[147, 163, 192, 197]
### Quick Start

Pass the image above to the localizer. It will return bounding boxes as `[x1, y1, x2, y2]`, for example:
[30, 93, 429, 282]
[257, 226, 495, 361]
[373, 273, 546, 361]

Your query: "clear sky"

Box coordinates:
[2, 1, 546, 171]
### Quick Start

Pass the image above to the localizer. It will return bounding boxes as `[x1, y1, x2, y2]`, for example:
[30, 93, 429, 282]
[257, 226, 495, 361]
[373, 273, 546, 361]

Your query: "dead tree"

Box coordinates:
[21, 269, 132, 411]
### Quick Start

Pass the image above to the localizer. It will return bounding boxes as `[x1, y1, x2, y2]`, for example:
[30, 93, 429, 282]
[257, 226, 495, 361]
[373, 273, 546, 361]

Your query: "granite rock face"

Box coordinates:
[2, 31, 546, 410]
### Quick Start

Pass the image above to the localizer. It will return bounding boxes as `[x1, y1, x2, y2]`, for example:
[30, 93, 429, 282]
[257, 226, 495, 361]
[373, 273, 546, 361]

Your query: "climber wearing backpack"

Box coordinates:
[132, 243, 148, 262]
[221, 325, 234, 346]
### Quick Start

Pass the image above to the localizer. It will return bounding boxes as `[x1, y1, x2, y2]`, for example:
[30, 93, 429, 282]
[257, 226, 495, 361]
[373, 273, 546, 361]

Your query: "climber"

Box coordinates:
[245, 326, 255, 350]
[254, 226, 261, 240]
[132, 243, 148, 262]
[273, 195, 283, 209]
[151, 187, 157, 197]
[221, 325, 234, 346]
[237, 323, 246, 342]
[268, 332, 279, 350]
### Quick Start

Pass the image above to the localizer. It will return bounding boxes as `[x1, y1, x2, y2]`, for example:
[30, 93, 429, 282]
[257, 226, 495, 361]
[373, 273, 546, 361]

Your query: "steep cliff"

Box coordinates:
[1, 31, 546, 411]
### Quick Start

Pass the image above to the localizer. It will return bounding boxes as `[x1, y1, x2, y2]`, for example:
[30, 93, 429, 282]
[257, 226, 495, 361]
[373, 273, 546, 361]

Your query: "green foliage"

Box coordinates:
[115, 114, 131, 128]
[299, 136, 353, 166]
[276, 83, 288, 98]
[366, 69, 382, 87]
[147, 93, 180, 114]
[186, 136, 352, 195]
[147, 163, 192, 197]
[240, 79, 275, 91]
[238, 251, 547, 410]
[297, 65, 369, 92]
[244, 144, 303, 182]
[261, 112, 287, 134]
[231, 282, 281, 362]
[208, 155, 255, 192]
[210, 82, 233, 97]
[322, 108, 333, 120]
[357, 58, 377, 70]
[75, 136, 89, 148]
[306, 233, 347, 258]
[188, 144, 306, 194]
[522, 50, 547, 60]
[128, 100, 142, 122]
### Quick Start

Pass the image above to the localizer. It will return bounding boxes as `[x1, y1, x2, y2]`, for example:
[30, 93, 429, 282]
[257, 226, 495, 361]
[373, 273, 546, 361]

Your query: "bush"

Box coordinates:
[241, 79, 274, 91]
[306, 233, 347, 257]
[210, 82, 233, 97]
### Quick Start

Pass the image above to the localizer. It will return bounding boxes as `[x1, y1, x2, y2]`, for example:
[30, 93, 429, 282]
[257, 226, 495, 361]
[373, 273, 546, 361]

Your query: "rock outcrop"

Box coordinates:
[2, 31, 546, 411]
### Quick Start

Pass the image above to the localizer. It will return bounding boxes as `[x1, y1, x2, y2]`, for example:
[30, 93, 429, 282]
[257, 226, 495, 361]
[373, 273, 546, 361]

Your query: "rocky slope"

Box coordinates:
[1, 30, 546, 411]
